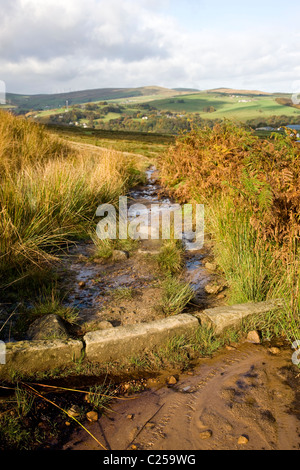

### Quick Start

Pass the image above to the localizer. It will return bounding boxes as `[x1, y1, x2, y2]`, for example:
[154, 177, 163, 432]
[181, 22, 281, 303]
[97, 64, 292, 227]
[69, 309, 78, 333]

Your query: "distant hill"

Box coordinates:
[5, 86, 189, 111]
[207, 87, 272, 96]
[172, 88, 200, 92]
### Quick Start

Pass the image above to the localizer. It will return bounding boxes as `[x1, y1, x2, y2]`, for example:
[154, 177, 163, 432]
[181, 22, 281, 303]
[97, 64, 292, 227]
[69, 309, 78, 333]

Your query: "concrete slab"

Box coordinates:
[0, 338, 83, 380]
[84, 314, 199, 363]
[195, 299, 284, 335]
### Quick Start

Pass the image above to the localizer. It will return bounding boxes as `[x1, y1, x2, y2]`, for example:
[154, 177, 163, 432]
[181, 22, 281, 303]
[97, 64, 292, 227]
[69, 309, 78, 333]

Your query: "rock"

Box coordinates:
[27, 314, 69, 341]
[205, 262, 217, 272]
[268, 347, 280, 355]
[86, 411, 99, 422]
[199, 430, 213, 440]
[247, 330, 261, 344]
[167, 376, 177, 385]
[204, 283, 225, 295]
[238, 435, 249, 445]
[112, 250, 129, 262]
[91, 320, 114, 331]
[78, 281, 86, 288]
[67, 405, 81, 418]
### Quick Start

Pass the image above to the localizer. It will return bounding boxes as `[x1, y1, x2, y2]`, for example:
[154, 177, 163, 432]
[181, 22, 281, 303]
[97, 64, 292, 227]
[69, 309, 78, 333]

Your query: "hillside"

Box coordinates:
[5, 86, 189, 111]
[149, 91, 300, 121]
[207, 87, 272, 96]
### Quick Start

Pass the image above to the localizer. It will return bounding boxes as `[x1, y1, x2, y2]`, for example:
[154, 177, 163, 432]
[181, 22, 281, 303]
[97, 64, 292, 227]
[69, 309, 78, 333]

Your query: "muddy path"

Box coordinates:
[57, 165, 222, 333]
[63, 342, 300, 451]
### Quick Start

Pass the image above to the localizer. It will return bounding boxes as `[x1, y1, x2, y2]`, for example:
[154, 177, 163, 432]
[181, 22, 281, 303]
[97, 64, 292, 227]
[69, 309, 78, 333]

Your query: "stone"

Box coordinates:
[204, 283, 225, 295]
[168, 376, 177, 385]
[199, 430, 213, 440]
[86, 411, 99, 422]
[67, 405, 81, 418]
[268, 347, 280, 355]
[195, 299, 284, 335]
[112, 250, 129, 262]
[238, 435, 249, 445]
[27, 314, 69, 341]
[205, 262, 217, 272]
[247, 330, 261, 344]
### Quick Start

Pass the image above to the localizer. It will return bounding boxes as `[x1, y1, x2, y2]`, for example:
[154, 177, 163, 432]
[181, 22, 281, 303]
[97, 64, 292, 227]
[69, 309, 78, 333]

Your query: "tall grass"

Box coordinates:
[0, 111, 143, 284]
[160, 122, 300, 345]
[207, 196, 282, 304]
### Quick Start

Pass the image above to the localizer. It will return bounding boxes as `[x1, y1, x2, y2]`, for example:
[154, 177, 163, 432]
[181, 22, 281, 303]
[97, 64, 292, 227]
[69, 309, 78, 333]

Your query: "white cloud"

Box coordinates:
[0, 0, 299, 93]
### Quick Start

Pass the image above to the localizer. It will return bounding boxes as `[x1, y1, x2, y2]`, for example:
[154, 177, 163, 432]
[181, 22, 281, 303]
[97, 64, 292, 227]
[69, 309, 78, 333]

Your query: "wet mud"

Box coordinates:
[63, 342, 300, 451]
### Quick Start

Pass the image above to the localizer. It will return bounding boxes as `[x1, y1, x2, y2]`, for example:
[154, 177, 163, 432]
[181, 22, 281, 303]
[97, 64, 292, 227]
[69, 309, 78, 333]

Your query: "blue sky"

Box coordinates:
[167, 0, 298, 31]
[0, 0, 299, 94]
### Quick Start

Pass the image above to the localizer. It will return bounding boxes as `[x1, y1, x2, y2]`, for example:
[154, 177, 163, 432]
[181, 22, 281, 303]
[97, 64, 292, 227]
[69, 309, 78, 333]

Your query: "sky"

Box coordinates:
[0, 0, 300, 95]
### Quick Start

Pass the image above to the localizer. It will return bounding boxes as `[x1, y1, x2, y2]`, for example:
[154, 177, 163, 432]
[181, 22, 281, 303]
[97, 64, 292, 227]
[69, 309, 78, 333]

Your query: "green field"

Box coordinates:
[150, 92, 300, 121]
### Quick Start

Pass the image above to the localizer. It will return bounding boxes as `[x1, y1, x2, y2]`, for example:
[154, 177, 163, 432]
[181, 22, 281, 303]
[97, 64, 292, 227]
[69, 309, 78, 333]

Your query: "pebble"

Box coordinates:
[86, 411, 99, 422]
[167, 376, 177, 385]
[205, 262, 217, 272]
[268, 347, 280, 355]
[238, 435, 249, 445]
[67, 405, 81, 418]
[217, 293, 226, 300]
[204, 283, 225, 295]
[247, 330, 260, 344]
[112, 250, 129, 261]
[199, 430, 213, 440]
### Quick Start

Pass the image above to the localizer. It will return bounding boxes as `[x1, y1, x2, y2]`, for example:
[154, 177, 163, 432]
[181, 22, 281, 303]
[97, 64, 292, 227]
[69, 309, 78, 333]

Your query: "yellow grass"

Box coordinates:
[0, 111, 144, 282]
